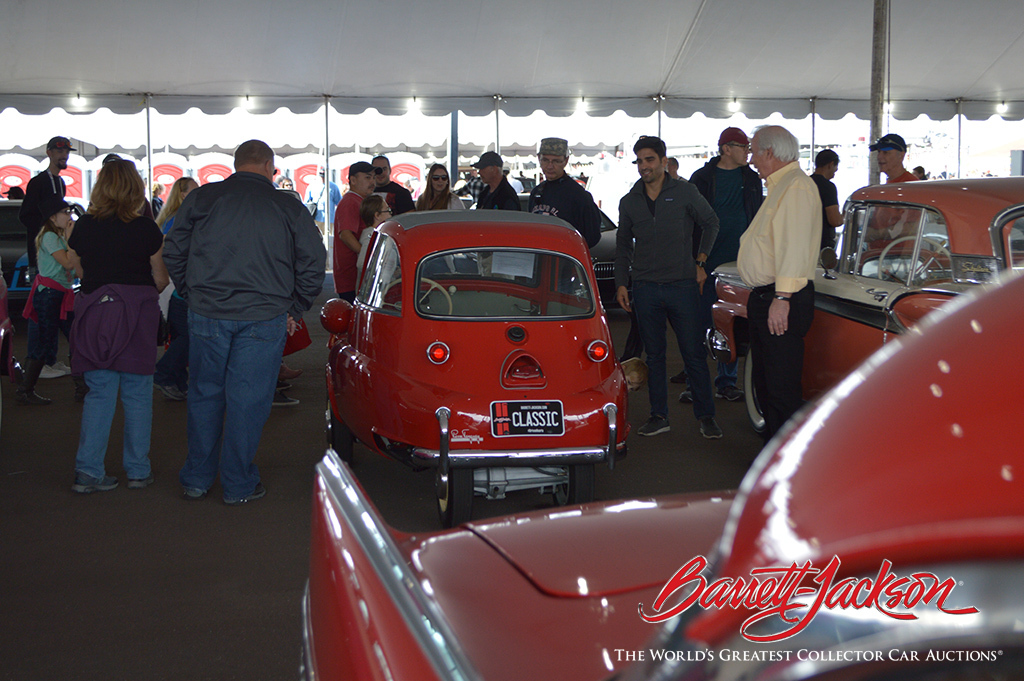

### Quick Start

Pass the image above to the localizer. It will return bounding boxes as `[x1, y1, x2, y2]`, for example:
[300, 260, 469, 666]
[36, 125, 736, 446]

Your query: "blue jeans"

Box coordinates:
[179, 311, 287, 500]
[697, 272, 738, 390]
[26, 286, 73, 365]
[632, 279, 715, 420]
[75, 370, 154, 480]
[154, 295, 189, 391]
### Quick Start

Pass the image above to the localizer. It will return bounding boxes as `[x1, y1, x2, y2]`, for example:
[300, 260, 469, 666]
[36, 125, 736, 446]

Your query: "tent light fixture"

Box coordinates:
[728, 98, 740, 112]
[409, 96, 420, 113]
[72, 93, 84, 106]
[242, 95, 254, 110]
[576, 96, 587, 113]
[884, 101, 893, 113]
[997, 101, 1009, 114]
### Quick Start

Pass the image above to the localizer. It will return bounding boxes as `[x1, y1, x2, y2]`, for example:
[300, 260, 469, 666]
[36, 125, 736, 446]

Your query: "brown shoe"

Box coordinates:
[278, 363, 303, 381]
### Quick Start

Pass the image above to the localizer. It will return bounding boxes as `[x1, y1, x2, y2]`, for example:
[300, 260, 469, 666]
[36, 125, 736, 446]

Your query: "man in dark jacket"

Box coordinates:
[20, 136, 73, 275]
[164, 139, 326, 505]
[528, 137, 601, 247]
[474, 151, 520, 211]
[614, 135, 723, 440]
[680, 127, 764, 402]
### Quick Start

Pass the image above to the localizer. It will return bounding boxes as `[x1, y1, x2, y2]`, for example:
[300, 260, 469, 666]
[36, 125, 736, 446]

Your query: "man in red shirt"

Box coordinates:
[870, 133, 917, 183]
[333, 161, 377, 301]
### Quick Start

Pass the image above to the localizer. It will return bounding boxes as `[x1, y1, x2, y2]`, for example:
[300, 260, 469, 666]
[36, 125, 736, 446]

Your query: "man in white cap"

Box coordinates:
[528, 137, 601, 247]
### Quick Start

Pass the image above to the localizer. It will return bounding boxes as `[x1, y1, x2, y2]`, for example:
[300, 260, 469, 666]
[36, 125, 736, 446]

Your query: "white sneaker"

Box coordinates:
[39, 362, 71, 379]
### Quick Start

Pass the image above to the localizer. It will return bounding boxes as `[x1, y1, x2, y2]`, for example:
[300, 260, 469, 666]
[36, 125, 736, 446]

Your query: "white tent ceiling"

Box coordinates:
[2, 0, 1023, 120]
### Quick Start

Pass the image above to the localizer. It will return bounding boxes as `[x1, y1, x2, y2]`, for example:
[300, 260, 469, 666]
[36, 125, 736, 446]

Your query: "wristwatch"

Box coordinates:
[695, 260, 706, 268]
[774, 294, 790, 301]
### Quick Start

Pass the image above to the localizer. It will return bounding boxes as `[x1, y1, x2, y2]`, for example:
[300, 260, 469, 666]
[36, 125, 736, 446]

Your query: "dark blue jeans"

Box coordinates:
[632, 279, 714, 421]
[154, 295, 189, 391]
[26, 286, 72, 365]
[179, 311, 287, 500]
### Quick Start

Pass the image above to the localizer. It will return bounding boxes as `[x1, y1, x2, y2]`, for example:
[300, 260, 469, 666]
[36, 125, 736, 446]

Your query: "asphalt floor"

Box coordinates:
[0, 289, 765, 681]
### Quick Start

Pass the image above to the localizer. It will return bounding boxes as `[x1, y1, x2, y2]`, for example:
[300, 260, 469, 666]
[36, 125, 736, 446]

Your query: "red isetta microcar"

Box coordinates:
[320, 211, 628, 527]
[304, 272, 1024, 680]
[711, 177, 1024, 432]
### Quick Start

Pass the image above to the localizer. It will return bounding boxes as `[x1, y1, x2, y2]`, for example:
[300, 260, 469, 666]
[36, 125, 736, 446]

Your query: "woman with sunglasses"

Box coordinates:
[415, 163, 466, 211]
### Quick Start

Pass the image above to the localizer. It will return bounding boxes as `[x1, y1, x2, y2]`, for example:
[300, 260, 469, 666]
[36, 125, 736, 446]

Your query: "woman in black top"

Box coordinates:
[66, 160, 169, 494]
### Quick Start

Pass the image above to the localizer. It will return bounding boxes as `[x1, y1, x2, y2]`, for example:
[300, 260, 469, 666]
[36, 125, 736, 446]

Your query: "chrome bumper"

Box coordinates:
[423, 403, 622, 477]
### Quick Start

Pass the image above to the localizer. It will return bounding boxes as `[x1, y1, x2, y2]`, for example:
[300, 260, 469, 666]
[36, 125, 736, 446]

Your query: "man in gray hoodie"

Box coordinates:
[614, 135, 723, 440]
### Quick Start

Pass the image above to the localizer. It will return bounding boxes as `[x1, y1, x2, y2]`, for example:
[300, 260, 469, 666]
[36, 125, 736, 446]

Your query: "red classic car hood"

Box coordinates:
[466, 492, 733, 598]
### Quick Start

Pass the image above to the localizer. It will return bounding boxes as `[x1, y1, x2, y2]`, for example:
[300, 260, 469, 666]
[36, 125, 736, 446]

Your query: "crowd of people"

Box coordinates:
[11, 125, 923, 501]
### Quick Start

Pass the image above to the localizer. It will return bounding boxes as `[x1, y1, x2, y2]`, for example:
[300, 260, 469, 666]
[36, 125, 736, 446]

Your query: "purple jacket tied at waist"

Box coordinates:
[72, 284, 160, 375]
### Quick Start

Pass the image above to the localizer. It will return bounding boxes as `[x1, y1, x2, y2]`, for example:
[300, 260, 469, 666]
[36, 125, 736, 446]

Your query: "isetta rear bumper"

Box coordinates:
[411, 403, 624, 475]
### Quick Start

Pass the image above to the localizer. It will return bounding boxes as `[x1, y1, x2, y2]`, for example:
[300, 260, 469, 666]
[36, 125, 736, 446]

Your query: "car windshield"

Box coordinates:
[415, 249, 595, 319]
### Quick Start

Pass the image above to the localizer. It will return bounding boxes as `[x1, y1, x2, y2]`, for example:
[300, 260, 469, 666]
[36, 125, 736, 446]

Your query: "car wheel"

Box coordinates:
[326, 402, 354, 463]
[552, 464, 595, 506]
[742, 351, 766, 435]
[437, 467, 472, 528]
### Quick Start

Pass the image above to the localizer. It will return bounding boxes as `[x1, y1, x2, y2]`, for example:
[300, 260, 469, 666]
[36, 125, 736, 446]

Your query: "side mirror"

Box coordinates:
[320, 298, 353, 335]
[819, 247, 838, 280]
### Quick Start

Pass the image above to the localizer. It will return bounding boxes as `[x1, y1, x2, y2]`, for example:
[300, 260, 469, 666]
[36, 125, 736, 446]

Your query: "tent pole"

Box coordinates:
[494, 96, 500, 155]
[956, 98, 962, 178]
[145, 95, 153, 204]
[869, 0, 888, 186]
[450, 111, 458, 184]
[657, 96, 663, 138]
[324, 96, 330, 189]
[810, 97, 817, 171]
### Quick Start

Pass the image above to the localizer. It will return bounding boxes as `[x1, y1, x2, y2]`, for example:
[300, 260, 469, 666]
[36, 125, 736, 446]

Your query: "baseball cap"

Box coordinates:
[538, 137, 569, 157]
[47, 136, 76, 151]
[349, 161, 375, 176]
[472, 151, 503, 169]
[869, 133, 907, 153]
[718, 127, 749, 147]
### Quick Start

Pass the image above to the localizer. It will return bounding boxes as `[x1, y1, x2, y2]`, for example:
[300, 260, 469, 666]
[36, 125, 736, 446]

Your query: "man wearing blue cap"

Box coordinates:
[870, 133, 917, 183]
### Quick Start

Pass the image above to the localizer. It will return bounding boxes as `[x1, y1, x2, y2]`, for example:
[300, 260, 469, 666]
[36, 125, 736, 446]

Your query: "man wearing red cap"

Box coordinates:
[679, 127, 763, 403]
[20, 136, 73, 278]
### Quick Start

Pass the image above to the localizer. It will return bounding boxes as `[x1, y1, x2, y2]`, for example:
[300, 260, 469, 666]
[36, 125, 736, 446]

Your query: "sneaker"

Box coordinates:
[72, 472, 118, 494]
[127, 474, 155, 489]
[39, 363, 70, 379]
[669, 370, 688, 385]
[699, 416, 724, 439]
[182, 486, 208, 501]
[678, 389, 693, 403]
[276, 380, 292, 390]
[272, 391, 299, 407]
[224, 482, 266, 506]
[638, 415, 670, 437]
[716, 385, 744, 401]
[155, 383, 187, 401]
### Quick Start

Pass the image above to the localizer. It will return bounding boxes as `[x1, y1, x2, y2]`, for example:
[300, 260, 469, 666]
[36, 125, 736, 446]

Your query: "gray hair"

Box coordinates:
[753, 125, 799, 163]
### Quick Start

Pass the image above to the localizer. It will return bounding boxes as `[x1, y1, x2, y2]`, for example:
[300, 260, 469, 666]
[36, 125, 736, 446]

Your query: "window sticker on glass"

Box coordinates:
[491, 252, 536, 278]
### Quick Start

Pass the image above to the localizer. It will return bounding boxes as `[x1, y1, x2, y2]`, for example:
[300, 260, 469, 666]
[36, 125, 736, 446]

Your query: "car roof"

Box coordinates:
[850, 177, 1024, 255]
[380, 210, 591, 260]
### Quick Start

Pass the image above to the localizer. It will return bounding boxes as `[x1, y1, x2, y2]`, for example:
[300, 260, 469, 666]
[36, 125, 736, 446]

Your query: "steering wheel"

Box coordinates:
[385, 276, 452, 313]
[878, 236, 951, 284]
[417, 277, 453, 314]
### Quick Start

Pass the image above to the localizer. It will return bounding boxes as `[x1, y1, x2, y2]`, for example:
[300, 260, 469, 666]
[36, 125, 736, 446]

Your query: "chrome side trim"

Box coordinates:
[603, 403, 617, 471]
[300, 584, 317, 681]
[410, 445, 622, 465]
[315, 450, 483, 681]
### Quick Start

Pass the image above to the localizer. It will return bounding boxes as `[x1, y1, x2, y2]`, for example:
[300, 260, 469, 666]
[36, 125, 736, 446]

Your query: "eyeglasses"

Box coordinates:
[726, 142, 751, 151]
[61, 208, 74, 214]
[431, 175, 449, 182]
[373, 167, 386, 175]
[378, 208, 393, 214]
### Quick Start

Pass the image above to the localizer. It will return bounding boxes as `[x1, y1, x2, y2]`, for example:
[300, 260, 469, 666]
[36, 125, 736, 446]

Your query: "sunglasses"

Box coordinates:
[373, 167, 386, 175]
[431, 175, 449, 182]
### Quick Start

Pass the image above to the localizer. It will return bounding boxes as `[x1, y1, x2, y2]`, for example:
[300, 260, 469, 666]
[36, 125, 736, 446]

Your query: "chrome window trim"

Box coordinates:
[314, 450, 483, 681]
[990, 203, 1024, 271]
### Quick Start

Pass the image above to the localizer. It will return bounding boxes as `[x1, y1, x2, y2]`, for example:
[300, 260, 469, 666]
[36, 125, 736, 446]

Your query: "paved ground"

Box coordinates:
[0, 290, 764, 681]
